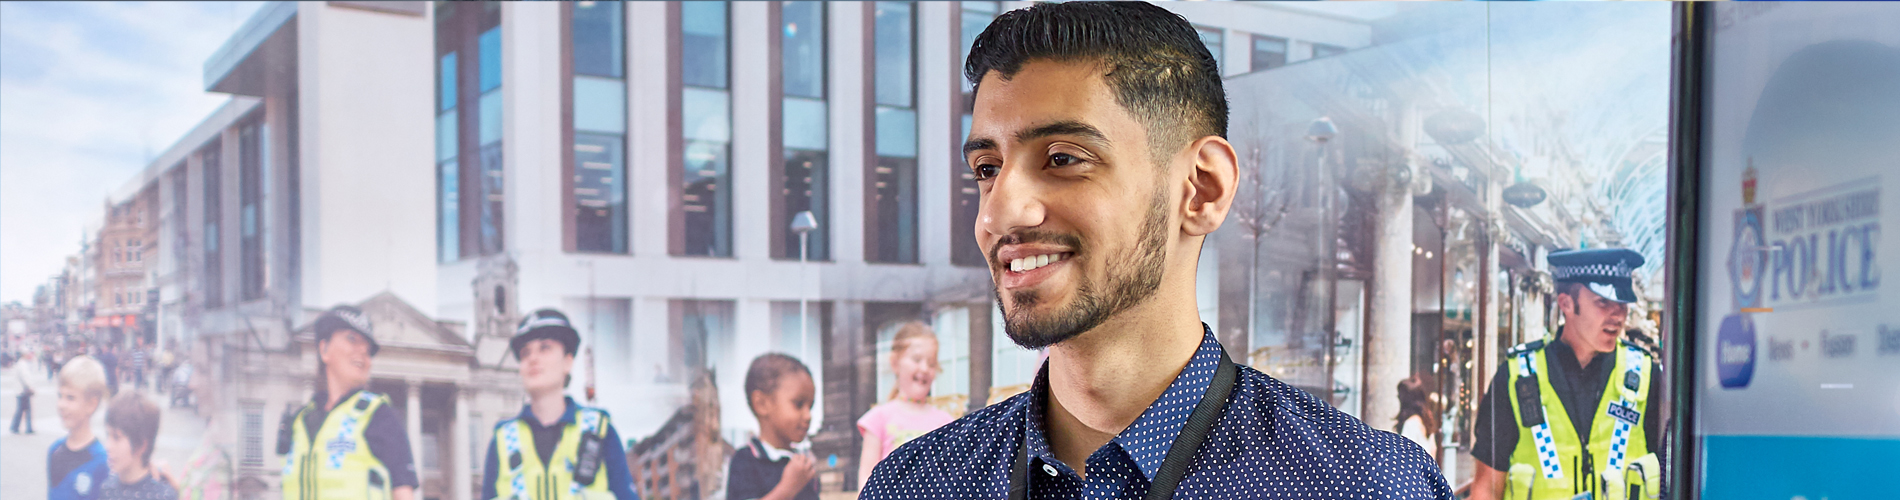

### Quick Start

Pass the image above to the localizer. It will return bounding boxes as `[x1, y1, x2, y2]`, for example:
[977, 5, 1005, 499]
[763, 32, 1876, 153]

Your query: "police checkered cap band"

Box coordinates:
[516, 310, 573, 336]
[1550, 261, 1633, 281]
[319, 305, 373, 338]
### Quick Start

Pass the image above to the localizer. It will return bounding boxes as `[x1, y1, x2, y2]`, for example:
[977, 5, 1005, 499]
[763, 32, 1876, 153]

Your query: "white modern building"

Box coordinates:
[105, 2, 1379, 498]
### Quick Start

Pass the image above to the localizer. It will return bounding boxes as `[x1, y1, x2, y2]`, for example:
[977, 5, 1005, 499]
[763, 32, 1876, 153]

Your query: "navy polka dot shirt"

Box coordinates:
[861, 327, 1453, 499]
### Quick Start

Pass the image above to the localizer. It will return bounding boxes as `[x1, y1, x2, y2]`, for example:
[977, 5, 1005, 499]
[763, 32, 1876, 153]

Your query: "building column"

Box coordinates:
[407, 380, 425, 500]
[1364, 167, 1415, 429]
[451, 386, 472, 500]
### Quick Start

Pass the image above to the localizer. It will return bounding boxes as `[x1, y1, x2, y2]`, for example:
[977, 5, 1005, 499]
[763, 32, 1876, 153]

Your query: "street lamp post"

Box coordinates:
[790, 211, 819, 359]
[1306, 117, 1341, 404]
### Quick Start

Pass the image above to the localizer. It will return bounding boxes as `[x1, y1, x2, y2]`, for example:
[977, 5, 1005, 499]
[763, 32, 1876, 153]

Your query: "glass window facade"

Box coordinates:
[238, 119, 265, 301]
[436, 2, 503, 260]
[781, 1, 829, 261]
[952, 1, 998, 267]
[572, 0, 623, 78]
[1252, 34, 1288, 72]
[477, 26, 504, 256]
[572, 1, 628, 254]
[201, 141, 222, 308]
[872, 1, 918, 263]
[437, 51, 459, 263]
[1197, 25, 1224, 74]
[681, 2, 732, 257]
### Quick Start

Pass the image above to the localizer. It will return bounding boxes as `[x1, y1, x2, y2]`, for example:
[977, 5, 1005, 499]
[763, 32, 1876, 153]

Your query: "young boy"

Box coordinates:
[51, 355, 111, 500]
[727, 353, 819, 500]
[101, 392, 177, 500]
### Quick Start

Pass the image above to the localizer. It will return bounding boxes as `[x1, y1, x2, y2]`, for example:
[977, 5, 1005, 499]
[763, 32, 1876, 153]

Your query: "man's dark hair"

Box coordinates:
[965, 1, 1227, 157]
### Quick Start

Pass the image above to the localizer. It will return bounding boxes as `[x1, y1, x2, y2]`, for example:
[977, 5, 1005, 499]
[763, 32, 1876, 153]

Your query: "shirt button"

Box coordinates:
[1042, 463, 1059, 477]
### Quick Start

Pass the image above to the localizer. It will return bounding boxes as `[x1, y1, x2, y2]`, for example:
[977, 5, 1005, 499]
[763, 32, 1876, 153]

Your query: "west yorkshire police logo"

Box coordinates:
[1715, 314, 1757, 389]
[1727, 207, 1767, 309]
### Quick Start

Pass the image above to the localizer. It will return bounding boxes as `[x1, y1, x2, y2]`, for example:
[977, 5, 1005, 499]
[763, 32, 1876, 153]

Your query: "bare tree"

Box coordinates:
[1229, 128, 1295, 367]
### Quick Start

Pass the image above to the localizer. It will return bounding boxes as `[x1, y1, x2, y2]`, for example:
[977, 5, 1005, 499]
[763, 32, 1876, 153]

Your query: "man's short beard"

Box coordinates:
[999, 187, 1170, 350]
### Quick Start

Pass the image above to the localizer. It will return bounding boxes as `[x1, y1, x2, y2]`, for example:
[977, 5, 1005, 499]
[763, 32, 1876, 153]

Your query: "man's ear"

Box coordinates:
[1180, 135, 1239, 237]
[1555, 292, 1576, 317]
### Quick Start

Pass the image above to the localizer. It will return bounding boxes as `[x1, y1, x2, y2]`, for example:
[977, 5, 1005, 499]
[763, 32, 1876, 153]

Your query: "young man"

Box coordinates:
[278, 305, 418, 500]
[480, 309, 638, 500]
[1468, 249, 1664, 500]
[51, 355, 112, 500]
[101, 392, 178, 500]
[859, 3, 1451, 499]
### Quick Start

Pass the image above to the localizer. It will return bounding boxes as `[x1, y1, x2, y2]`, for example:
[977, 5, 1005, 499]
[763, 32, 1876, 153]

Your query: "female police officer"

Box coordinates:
[279, 305, 418, 500]
[481, 309, 638, 500]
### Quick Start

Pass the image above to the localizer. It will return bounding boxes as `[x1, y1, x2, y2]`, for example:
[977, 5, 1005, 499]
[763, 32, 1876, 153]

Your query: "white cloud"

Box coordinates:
[1, 1, 264, 303]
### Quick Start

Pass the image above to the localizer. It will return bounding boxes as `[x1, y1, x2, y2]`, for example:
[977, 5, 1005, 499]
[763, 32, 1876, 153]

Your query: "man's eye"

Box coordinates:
[973, 162, 1000, 180]
[1050, 153, 1081, 167]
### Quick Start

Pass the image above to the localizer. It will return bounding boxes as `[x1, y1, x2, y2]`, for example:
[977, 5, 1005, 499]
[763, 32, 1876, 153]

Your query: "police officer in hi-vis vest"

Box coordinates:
[1470, 249, 1664, 500]
[481, 309, 638, 500]
[278, 305, 419, 500]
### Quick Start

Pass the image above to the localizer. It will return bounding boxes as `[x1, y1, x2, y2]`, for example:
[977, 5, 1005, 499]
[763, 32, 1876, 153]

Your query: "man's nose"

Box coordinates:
[977, 160, 1046, 240]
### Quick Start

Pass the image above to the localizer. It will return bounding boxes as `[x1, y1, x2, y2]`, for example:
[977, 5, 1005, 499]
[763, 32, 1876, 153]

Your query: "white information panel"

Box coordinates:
[1696, 3, 1900, 499]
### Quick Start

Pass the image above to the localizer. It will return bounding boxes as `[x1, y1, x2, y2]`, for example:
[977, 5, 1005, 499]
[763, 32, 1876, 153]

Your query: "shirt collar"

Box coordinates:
[749, 436, 801, 462]
[514, 396, 580, 427]
[1022, 324, 1224, 481]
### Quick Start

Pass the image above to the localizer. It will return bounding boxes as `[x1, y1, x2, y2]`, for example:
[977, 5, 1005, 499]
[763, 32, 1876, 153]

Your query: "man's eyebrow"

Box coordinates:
[962, 121, 1111, 160]
[962, 137, 997, 158]
[1017, 120, 1109, 146]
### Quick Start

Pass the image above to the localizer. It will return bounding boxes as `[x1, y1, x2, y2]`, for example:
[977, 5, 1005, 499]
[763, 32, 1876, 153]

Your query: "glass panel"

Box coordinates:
[681, 1, 729, 89]
[874, 2, 913, 107]
[572, 0, 624, 78]
[436, 111, 458, 162]
[479, 91, 502, 145]
[438, 52, 457, 112]
[479, 27, 502, 92]
[574, 133, 626, 254]
[876, 107, 917, 158]
[783, 96, 828, 151]
[682, 87, 731, 143]
[1313, 43, 1346, 59]
[782, 1, 825, 99]
[873, 155, 918, 263]
[479, 142, 504, 255]
[682, 139, 731, 257]
[1251, 35, 1287, 72]
[1197, 26, 1223, 74]
[959, 1, 999, 92]
[574, 76, 626, 134]
[438, 159, 459, 262]
[783, 149, 829, 260]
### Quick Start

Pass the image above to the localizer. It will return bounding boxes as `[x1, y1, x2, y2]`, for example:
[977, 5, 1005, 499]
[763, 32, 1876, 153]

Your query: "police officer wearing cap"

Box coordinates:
[1470, 249, 1665, 500]
[278, 305, 419, 500]
[481, 309, 639, 500]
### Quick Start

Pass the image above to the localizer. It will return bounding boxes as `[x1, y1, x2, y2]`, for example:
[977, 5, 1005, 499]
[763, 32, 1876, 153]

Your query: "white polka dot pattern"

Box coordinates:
[861, 328, 1455, 499]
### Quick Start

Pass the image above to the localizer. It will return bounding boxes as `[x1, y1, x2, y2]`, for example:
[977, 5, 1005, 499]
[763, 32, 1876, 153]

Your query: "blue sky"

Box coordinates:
[0, 1, 262, 303]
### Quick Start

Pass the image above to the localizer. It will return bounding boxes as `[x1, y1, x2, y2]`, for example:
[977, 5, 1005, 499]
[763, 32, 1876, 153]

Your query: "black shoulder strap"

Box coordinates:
[1145, 352, 1237, 499]
[1010, 350, 1238, 500]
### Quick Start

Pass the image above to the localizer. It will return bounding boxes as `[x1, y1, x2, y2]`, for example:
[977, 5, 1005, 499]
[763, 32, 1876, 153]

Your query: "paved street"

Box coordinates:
[2, 358, 207, 494]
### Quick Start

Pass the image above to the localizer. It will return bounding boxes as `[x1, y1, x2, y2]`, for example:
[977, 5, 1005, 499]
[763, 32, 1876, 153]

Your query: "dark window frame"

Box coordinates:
[564, 1, 630, 255]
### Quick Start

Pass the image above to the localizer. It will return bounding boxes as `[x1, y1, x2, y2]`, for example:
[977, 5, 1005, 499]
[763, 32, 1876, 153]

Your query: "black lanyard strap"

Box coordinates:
[1010, 348, 1239, 500]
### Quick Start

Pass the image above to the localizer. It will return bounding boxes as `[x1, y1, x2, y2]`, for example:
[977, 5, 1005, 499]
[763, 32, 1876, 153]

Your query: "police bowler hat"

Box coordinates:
[511, 309, 581, 360]
[315, 305, 380, 356]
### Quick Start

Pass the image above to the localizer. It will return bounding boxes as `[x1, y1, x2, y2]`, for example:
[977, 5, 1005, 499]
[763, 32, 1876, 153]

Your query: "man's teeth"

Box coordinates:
[1009, 253, 1067, 273]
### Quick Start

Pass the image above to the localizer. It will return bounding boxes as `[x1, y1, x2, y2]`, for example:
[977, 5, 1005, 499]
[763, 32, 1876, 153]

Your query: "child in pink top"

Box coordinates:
[856, 322, 955, 484]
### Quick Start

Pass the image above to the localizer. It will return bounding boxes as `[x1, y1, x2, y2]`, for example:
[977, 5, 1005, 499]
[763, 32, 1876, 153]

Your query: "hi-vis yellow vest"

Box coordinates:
[490, 408, 614, 500]
[1505, 340, 1661, 500]
[283, 391, 395, 500]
